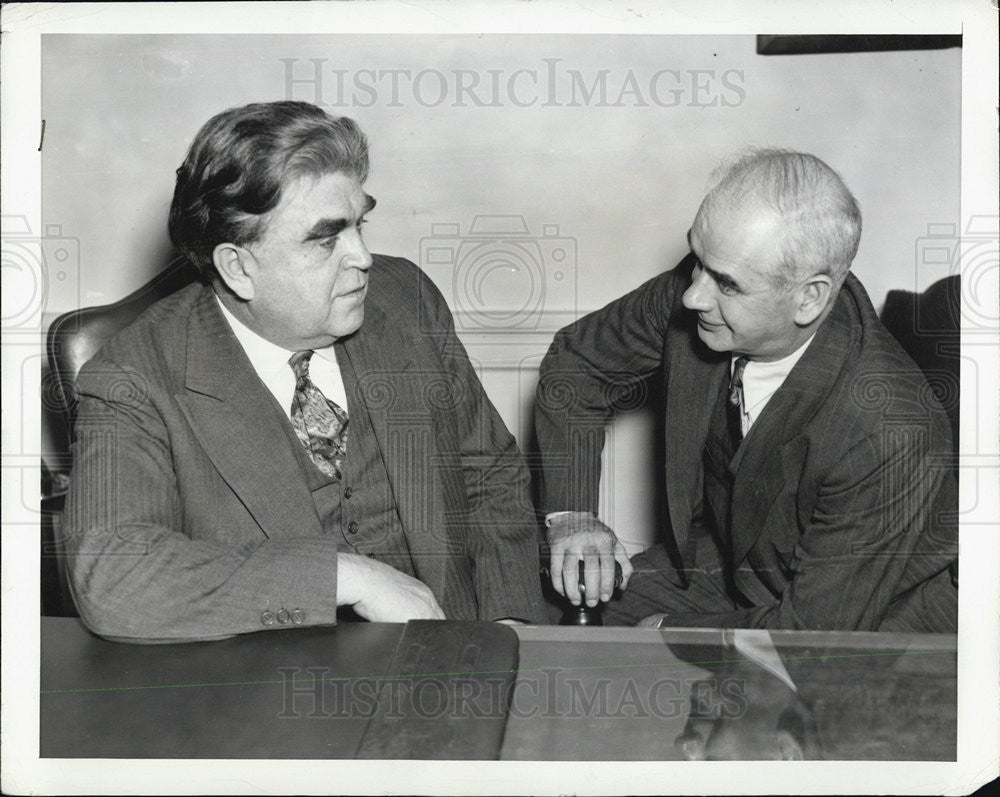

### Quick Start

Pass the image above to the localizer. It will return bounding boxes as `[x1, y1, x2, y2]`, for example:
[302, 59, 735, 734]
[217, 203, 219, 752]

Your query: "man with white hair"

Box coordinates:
[536, 149, 957, 631]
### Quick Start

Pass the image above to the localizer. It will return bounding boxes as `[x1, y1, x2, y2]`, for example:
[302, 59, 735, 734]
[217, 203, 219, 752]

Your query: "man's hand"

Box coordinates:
[547, 512, 633, 607]
[337, 554, 446, 622]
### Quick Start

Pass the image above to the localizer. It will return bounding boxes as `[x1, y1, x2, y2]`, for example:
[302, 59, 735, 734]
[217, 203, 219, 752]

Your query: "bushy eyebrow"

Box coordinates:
[302, 194, 377, 242]
[702, 263, 741, 293]
[687, 228, 742, 293]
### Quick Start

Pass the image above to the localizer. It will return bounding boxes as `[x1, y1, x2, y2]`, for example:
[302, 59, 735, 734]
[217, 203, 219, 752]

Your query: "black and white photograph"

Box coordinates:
[1, 1, 997, 794]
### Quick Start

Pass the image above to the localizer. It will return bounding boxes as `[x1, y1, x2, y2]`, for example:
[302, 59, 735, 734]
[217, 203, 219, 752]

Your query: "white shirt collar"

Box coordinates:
[213, 293, 347, 416]
[216, 294, 294, 373]
[734, 333, 816, 431]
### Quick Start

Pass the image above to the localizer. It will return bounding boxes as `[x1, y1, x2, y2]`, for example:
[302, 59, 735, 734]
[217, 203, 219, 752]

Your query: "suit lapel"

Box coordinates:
[664, 315, 730, 566]
[176, 288, 322, 541]
[340, 303, 449, 601]
[729, 286, 860, 565]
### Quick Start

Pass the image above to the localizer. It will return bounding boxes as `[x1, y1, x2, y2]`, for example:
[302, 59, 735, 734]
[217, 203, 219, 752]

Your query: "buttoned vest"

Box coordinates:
[282, 343, 414, 575]
[702, 370, 755, 607]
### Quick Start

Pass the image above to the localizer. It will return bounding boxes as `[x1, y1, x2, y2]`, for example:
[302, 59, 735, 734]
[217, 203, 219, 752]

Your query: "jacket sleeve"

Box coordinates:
[534, 257, 690, 514]
[415, 270, 548, 623]
[63, 357, 342, 643]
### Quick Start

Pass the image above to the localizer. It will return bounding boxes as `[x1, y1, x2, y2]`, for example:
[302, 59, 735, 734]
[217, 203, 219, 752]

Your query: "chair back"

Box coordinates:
[881, 275, 961, 456]
[42, 256, 201, 617]
[46, 256, 201, 436]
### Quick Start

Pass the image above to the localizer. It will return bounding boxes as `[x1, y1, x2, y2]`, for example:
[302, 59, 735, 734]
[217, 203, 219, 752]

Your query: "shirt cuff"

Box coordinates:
[544, 510, 596, 527]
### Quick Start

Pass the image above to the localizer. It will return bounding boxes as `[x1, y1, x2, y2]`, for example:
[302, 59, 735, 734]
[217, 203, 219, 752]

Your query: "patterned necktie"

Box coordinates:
[727, 355, 748, 449]
[288, 350, 348, 480]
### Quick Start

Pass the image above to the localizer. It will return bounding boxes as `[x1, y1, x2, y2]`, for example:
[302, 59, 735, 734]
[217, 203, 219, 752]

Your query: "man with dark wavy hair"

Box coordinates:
[64, 101, 546, 642]
[536, 149, 957, 631]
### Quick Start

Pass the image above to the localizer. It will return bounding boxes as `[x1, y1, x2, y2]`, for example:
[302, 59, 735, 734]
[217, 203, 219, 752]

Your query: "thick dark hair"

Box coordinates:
[168, 101, 369, 278]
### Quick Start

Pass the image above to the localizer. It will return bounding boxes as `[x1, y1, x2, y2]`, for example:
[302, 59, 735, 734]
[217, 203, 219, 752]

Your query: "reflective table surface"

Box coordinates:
[40, 618, 956, 760]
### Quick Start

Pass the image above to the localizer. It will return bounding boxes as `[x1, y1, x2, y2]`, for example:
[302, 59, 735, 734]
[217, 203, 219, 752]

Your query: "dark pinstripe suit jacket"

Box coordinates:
[64, 255, 546, 642]
[536, 255, 958, 631]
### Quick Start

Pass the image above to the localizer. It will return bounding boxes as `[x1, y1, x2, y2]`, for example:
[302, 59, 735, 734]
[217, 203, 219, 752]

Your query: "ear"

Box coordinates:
[775, 729, 805, 760]
[793, 274, 833, 326]
[212, 242, 256, 301]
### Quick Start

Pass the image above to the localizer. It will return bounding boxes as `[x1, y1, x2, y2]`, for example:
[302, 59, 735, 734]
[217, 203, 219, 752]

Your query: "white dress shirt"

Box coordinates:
[215, 295, 350, 416]
[734, 333, 815, 436]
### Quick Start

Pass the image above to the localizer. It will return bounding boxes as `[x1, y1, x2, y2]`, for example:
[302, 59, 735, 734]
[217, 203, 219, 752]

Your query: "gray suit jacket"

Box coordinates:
[65, 255, 546, 642]
[536, 255, 957, 631]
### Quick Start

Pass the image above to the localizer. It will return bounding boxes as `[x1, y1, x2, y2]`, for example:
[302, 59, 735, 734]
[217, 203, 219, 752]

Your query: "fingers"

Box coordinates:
[343, 555, 447, 622]
[546, 517, 633, 605]
[404, 582, 445, 620]
[597, 546, 617, 603]
[549, 545, 567, 597]
[582, 549, 601, 608]
[355, 587, 445, 622]
[562, 551, 583, 606]
[565, 548, 616, 606]
[614, 541, 634, 590]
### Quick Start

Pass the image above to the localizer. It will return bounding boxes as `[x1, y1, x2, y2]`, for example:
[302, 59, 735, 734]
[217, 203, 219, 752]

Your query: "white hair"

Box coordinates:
[698, 148, 862, 288]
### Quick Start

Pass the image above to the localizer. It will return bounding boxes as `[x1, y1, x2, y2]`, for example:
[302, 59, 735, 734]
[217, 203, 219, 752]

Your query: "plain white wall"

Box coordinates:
[41, 34, 960, 548]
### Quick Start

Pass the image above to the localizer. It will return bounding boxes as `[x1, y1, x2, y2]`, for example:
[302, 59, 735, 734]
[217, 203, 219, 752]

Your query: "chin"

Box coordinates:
[697, 327, 731, 352]
[329, 309, 365, 339]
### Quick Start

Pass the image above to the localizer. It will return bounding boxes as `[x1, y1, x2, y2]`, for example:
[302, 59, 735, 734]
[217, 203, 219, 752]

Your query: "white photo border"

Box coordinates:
[2, 2, 997, 794]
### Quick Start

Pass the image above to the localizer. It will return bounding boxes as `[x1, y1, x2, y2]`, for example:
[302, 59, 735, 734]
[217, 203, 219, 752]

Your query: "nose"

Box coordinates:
[682, 265, 714, 313]
[344, 230, 373, 272]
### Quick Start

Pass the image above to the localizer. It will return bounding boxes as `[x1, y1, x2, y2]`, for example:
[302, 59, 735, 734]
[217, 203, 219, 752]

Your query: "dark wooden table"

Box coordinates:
[40, 618, 956, 760]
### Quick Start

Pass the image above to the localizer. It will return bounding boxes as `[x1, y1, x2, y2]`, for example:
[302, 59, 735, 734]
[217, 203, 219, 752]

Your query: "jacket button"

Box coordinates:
[291, 608, 305, 624]
[261, 610, 275, 626]
[276, 608, 290, 624]
[348, 520, 359, 534]
[344, 486, 353, 499]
